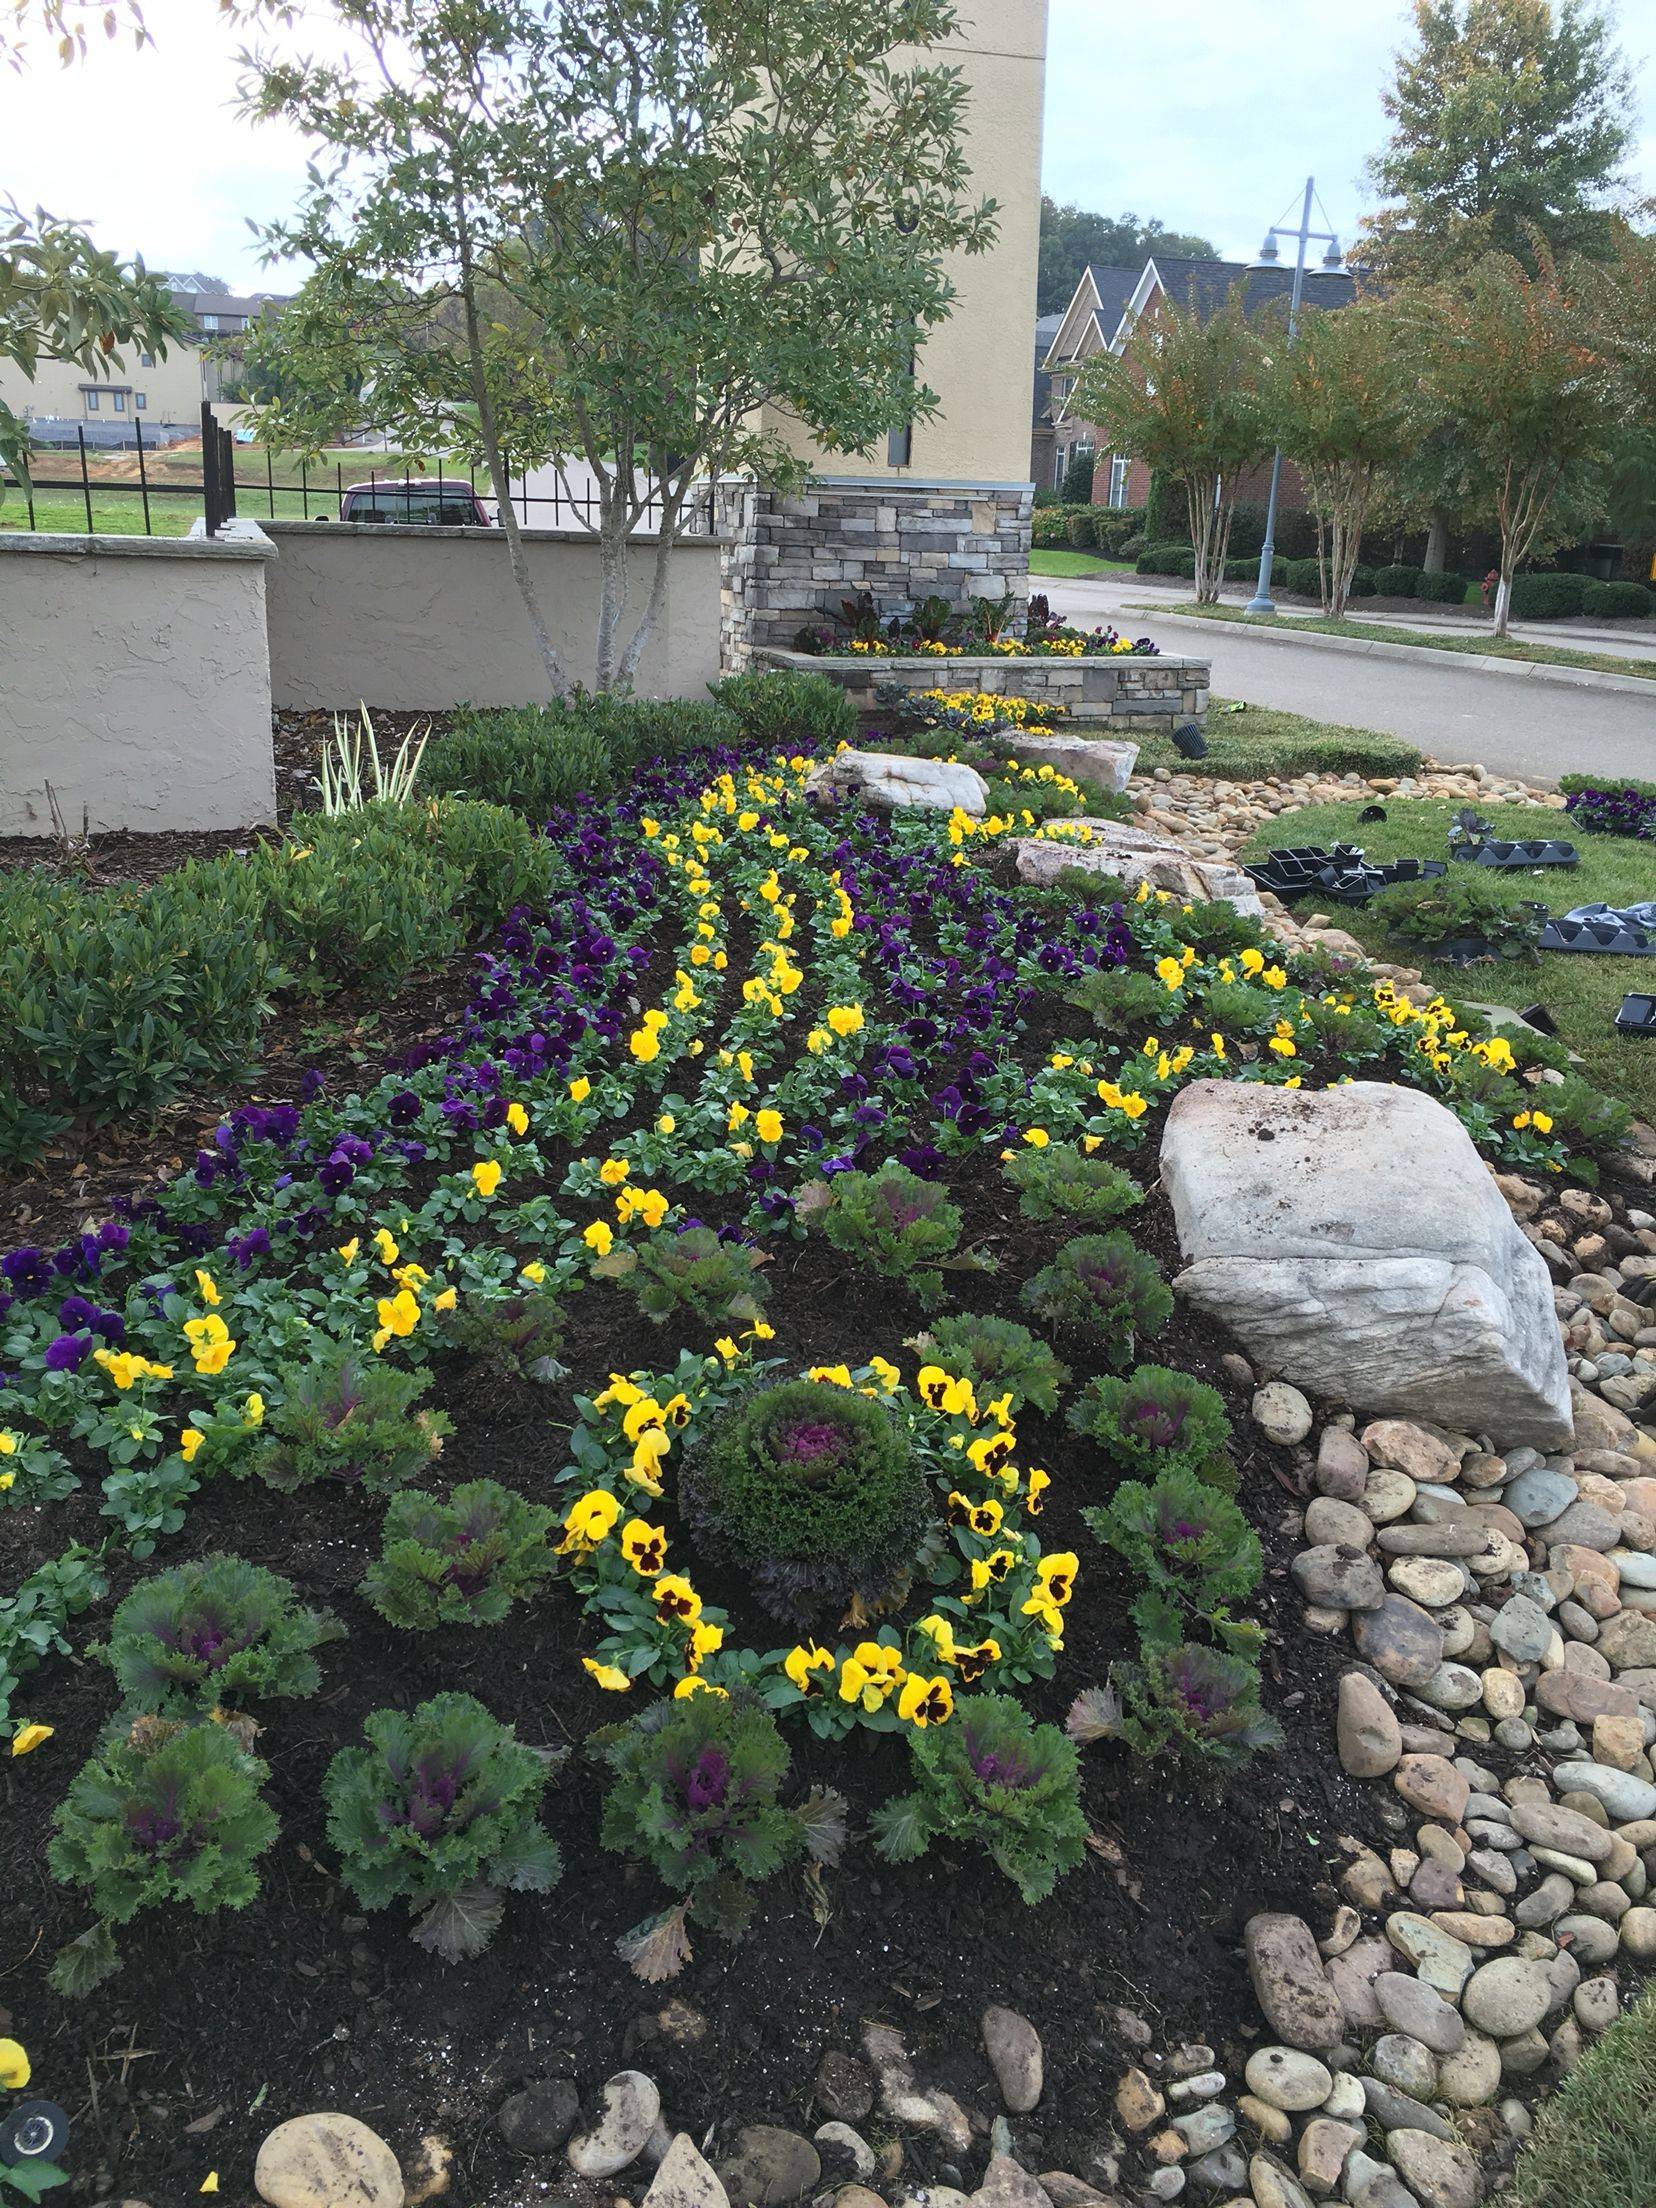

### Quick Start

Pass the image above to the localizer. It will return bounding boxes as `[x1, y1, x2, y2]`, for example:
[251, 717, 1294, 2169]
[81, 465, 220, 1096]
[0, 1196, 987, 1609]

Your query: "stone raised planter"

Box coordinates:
[752, 646, 1210, 732]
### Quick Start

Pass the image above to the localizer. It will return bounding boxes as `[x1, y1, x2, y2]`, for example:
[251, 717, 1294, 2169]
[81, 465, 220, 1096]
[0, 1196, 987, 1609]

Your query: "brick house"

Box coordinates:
[1041, 254, 1358, 511]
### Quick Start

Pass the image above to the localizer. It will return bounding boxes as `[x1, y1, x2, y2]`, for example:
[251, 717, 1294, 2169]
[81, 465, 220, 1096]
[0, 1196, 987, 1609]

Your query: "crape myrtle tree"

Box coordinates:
[236, 0, 997, 696]
[0, 198, 188, 490]
[1066, 285, 1269, 604]
[1260, 296, 1425, 618]
[1413, 246, 1618, 635]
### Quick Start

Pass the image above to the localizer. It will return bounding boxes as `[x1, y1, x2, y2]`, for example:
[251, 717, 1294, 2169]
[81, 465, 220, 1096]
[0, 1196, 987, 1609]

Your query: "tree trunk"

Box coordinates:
[617, 519, 682, 693]
[454, 201, 568, 700]
[1492, 564, 1514, 638]
[595, 516, 629, 694]
[1422, 513, 1447, 575]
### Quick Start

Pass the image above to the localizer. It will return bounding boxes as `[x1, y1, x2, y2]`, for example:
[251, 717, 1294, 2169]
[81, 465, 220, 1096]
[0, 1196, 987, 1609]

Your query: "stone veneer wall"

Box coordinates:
[719, 480, 1034, 671]
[751, 646, 1209, 732]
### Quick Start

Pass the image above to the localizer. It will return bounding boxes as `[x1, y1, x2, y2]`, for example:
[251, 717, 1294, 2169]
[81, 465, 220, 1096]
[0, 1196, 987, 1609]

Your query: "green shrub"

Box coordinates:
[820, 1161, 963, 1308]
[1005, 1143, 1142, 1229]
[424, 797, 555, 926]
[48, 1715, 278, 1993]
[710, 669, 856, 752]
[1416, 569, 1469, 605]
[1560, 771, 1656, 802]
[96, 1555, 343, 1715]
[244, 807, 466, 996]
[1582, 579, 1653, 620]
[424, 695, 738, 817]
[324, 1691, 561, 1957]
[1063, 509, 1097, 548]
[1060, 450, 1098, 505]
[1347, 564, 1378, 597]
[599, 1693, 839, 1973]
[1070, 1365, 1233, 1483]
[871, 1692, 1088, 1904]
[1372, 872, 1544, 962]
[1511, 570, 1588, 620]
[1171, 549, 1197, 579]
[1284, 557, 1323, 598]
[1118, 531, 1148, 558]
[1145, 470, 1185, 543]
[0, 860, 276, 1167]
[360, 1480, 558, 1629]
[1134, 543, 1185, 576]
[258, 1348, 451, 1493]
[1023, 1234, 1173, 1365]
[919, 1313, 1071, 1417]
[1374, 564, 1421, 598]
[680, 1379, 929, 1625]
[623, 1224, 769, 1329]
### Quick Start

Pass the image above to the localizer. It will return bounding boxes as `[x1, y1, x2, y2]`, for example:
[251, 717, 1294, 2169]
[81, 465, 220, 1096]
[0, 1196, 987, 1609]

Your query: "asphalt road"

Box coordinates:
[1052, 575, 1656, 788]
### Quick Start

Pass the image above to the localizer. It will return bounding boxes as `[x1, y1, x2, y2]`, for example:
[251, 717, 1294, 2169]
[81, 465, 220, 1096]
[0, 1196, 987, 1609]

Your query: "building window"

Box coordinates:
[112, 390, 126, 413]
[135, 392, 147, 410]
[139, 352, 154, 367]
[84, 389, 99, 411]
[1108, 457, 1130, 508]
[199, 313, 219, 332]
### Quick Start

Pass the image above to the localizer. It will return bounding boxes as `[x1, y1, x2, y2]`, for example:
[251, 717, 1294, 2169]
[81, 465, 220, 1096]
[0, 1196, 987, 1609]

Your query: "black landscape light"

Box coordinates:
[1517, 1003, 1559, 1036]
[0, 2099, 70, 2172]
[1615, 994, 1656, 1039]
[1171, 719, 1208, 760]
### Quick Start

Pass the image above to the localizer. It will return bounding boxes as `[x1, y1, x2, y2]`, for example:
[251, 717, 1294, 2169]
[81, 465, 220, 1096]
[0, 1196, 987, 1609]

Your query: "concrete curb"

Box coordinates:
[1133, 606, 1656, 700]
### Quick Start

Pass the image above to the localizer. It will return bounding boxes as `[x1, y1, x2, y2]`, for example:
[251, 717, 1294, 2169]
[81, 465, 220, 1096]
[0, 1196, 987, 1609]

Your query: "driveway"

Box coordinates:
[1048, 575, 1656, 788]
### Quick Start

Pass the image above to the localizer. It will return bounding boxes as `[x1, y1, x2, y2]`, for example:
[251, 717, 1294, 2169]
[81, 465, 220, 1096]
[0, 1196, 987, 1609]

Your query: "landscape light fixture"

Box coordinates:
[1245, 178, 1346, 616]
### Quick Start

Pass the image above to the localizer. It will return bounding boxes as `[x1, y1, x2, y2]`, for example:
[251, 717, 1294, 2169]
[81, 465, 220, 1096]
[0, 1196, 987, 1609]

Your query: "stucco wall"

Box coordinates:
[262, 521, 725, 709]
[0, 528, 278, 836]
[763, 0, 1047, 489]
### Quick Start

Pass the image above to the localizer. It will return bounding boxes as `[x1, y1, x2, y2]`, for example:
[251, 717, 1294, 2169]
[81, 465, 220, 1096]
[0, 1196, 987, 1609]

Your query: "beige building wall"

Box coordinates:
[0, 338, 208, 430]
[763, 0, 1047, 488]
[262, 520, 726, 709]
[0, 528, 278, 834]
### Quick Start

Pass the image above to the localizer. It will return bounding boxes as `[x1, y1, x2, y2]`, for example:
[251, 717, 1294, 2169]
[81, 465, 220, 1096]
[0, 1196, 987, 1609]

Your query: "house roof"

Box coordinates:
[1042, 263, 1143, 371]
[1138, 254, 1360, 321]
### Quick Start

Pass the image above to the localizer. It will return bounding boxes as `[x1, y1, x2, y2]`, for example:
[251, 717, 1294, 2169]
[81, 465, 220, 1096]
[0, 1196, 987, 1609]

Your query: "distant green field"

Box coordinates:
[0, 446, 481, 537]
[1030, 549, 1136, 578]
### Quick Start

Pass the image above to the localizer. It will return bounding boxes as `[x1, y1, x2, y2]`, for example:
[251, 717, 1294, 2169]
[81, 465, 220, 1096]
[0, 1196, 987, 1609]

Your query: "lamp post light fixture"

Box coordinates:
[1245, 177, 1345, 616]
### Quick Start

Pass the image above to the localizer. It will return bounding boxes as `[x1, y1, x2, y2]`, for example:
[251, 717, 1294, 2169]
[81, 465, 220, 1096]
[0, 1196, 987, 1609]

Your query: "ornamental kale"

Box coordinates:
[47, 1715, 278, 1994]
[1108, 1643, 1284, 1772]
[920, 1313, 1071, 1417]
[1004, 1143, 1142, 1230]
[597, 1692, 843, 1978]
[821, 1162, 964, 1309]
[96, 1554, 343, 1715]
[323, 1692, 561, 1960]
[1084, 1466, 1262, 1611]
[360, 1480, 557, 1630]
[1021, 1234, 1172, 1366]
[1071, 1364, 1233, 1484]
[1061, 964, 1170, 1036]
[871, 1693, 1088, 1905]
[623, 1225, 768, 1329]
[437, 1286, 567, 1384]
[259, 1346, 452, 1493]
[1371, 873, 1544, 962]
[681, 1380, 929, 1625]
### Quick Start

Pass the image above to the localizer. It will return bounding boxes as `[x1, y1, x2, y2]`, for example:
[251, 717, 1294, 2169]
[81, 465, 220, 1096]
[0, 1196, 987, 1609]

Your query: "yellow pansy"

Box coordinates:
[10, 1722, 53, 1757]
[582, 1658, 632, 1693]
[838, 1641, 905, 1712]
[432, 1287, 457, 1313]
[784, 1643, 836, 1696]
[584, 1220, 615, 1256]
[0, 2039, 29, 2089]
[559, 1489, 622, 1555]
[194, 1269, 220, 1307]
[755, 1109, 784, 1144]
[243, 1394, 264, 1428]
[471, 1160, 503, 1199]
[569, 1076, 592, 1103]
[336, 1238, 360, 1265]
[375, 1289, 420, 1339]
[506, 1101, 529, 1136]
[674, 1676, 727, 1699]
[620, 1519, 668, 1577]
[180, 1427, 205, 1463]
[373, 1228, 400, 1265]
[897, 1674, 954, 1729]
[653, 1575, 702, 1624]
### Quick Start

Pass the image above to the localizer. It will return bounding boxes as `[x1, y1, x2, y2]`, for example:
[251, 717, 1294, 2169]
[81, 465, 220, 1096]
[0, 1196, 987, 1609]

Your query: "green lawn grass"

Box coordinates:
[1511, 1987, 1656, 2208]
[1240, 795, 1656, 1119]
[1134, 701, 1423, 782]
[1, 447, 477, 537]
[1031, 549, 1136, 578]
[1147, 600, 1656, 681]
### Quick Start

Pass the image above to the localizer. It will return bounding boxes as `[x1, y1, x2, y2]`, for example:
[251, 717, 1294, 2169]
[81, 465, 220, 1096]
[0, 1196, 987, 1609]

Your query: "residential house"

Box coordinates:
[0, 279, 288, 444]
[1042, 253, 1359, 510]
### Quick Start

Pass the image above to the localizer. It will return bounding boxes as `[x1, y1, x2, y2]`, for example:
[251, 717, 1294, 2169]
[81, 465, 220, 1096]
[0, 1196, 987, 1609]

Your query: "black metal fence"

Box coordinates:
[0, 413, 716, 538]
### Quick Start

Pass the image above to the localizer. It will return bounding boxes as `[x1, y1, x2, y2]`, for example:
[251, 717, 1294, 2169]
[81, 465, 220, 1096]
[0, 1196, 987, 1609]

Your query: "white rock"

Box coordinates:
[567, 2073, 662, 2178]
[1160, 1081, 1572, 1450]
[255, 2114, 404, 2208]
[805, 749, 987, 816]
[996, 731, 1138, 794]
[645, 2137, 732, 2208]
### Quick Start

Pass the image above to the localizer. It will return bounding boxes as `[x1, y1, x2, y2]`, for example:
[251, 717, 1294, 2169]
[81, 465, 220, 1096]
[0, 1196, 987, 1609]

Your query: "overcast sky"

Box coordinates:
[1, 0, 1652, 292]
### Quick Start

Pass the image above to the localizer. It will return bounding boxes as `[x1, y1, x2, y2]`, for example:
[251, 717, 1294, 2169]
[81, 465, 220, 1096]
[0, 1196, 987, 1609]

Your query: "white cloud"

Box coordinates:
[0, 0, 1650, 291]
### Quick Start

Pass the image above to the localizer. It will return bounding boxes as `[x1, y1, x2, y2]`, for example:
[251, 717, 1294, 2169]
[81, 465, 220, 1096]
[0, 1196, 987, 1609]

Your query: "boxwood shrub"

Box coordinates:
[1416, 570, 1469, 605]
[1374, 564, 1421, 598]
[1511, 571, 1588, 620]
[1582, 579, 1653, 620]
[1284, 557, 1323, 598]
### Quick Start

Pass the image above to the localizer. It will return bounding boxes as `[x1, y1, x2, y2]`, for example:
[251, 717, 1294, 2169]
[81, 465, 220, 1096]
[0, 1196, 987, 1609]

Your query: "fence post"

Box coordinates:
[76, 425, 94, 533]
[134, 415, 152, 535]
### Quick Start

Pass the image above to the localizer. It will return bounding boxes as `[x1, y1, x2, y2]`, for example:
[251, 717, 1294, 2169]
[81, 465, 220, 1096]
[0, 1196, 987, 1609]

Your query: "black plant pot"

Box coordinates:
[1615, 993, 1656, 1039]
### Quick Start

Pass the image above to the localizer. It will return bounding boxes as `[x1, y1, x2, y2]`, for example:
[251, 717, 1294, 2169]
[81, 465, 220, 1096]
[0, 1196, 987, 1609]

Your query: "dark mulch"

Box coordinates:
[1, 1118, 1392, 2206]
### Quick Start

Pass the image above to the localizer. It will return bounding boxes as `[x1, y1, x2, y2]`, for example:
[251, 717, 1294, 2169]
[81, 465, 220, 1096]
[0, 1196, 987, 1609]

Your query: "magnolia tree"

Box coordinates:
[1067, 287, 1269, 603]
[1414, 246, 1618, 633]
[0, 198, 187, 490]
[237, 0, 995, 696]
[1261, 298, 1424, 617]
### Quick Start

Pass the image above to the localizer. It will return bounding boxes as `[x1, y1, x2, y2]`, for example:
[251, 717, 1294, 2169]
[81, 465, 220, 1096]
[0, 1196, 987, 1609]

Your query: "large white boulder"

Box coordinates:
[1160, 1080, 1573, 1451]
[804, 749, 987, 816]
[1013, 819, 1263, 915]
[993, 731, 1138, 795]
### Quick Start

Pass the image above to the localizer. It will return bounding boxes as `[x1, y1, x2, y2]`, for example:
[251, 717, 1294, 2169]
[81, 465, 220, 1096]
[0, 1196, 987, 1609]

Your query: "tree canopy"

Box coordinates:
[1037, 198, 1216, 316]
[1362, 0, 1635, 283]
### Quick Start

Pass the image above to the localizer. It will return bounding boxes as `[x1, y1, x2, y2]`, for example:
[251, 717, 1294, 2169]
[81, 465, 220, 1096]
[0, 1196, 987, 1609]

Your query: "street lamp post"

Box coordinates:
[1246, 177, 1344, 616]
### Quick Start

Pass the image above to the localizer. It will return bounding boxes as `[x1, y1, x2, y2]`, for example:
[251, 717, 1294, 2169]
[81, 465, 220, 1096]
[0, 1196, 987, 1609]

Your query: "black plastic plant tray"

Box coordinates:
[1451, 838, 1579, 869]
[1243, 843, 1368, 898]
[1616, 994, 1656, 1038]
[1539, 915, 1656, 956]
[1314, 857, 1448, 907]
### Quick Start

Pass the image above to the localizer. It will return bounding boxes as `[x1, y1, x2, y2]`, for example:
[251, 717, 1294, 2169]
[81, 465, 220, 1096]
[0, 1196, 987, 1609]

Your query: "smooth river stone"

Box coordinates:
[1353, 1596, 1446, 1688]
